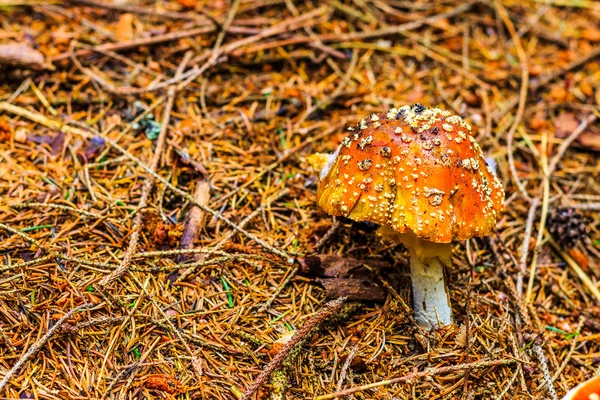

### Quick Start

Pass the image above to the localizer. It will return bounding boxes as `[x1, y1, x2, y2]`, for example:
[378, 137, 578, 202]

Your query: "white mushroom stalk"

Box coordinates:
[396, 231, 452, 328]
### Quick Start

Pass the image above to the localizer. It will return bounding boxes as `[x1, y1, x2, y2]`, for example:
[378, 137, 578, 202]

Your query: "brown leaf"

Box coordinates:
[582, 28, 600, 42]
[300, 255, 397, 301]
[177, 0, 198, 9]
[144, 374, 185, 395]
[27, 132, 64, 155]
[577, 131, 600, 151]
[172, 146, 208, 176]
[0, 117, 10, 142]
[268, 330, 296, 358]
[554, 113, 580, 137]
[298, 254, 390, 278]
[568, 248, 589, 272]
[0, 43, 47, 70]
[51, 132, 65, 156]
[339, 352, 368, 373]
[318, 278, 387, 301]
[77, 136, 106, 164]
[555, 113, 600, 151]
[115, 14, 135, 42]
[152, 222, 183, 247]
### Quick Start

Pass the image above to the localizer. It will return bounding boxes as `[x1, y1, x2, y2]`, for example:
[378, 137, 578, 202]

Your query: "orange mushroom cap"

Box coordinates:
[315, 104, 504, 243]
[562, 375, 600, 400]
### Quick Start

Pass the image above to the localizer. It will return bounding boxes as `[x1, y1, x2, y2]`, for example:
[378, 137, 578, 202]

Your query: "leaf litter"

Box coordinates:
[0, 1, 600, 399]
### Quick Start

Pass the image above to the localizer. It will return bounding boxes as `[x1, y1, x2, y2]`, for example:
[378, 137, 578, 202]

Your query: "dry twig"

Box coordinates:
[240, 297, 347, 400]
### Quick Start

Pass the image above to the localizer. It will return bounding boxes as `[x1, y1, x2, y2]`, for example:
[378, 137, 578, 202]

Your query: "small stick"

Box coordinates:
[168, 180, 211, 282]
[496, 366, 523, 400]
[240, 297, 347, 400]
[296, 2, 474, 45]
[211, 0, 240, 59]
[362, 264, 411, 315]
[514, 198, 538, 346]
[12, 202, 102, 219]
[177, 181, 211, 264]
[315, 358, 517, 399]
[51, 25, 216, 62]
[533, 344, 558, 400]
[81, 7, 329, 95]
[0, 303, 92, 392]
[129, 274, 204, 379]
[336, 343, 359, 392]
[284, 0, 347, 60]
[296, 48, 359, 125]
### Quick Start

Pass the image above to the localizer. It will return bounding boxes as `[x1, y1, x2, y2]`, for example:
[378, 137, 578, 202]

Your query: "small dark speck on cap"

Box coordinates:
[413, 103, 426, 114]
[431, 126, 439, 135]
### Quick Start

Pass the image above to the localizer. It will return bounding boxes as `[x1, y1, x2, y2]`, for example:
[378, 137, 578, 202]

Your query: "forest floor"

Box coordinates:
[1, 0, 600, 399]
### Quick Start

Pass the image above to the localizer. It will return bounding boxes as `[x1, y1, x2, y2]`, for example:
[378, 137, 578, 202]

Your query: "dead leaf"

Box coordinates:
[568, 248, 589, 272]
[15, 128, 28, 143]
[176, 0, 198, 9]
[298, 254, 390, 278]
[580, 80, 594, 97]
[144, 374, 185, 395]
[582, 28, 600, 42]
[268, 330, 296, 358]
[172, 146, 208, 176]
[115, 14, 135, 41]
[555, 113, 600, 151]
[318, 278, 387, 301]
[555, 113, 580, 137]
[152, 221, 183, 247]
[77, 136, 106, 163]
[0, 43, 48, 70]
[455, 324, 468, 347]
[0, 117, 10, 141]
[577, 131, 600, 151]
[548, 86, 572, 103]
[299, 255, 396, 301]
[51, 132, 65, 156]
[339, 352, 368, 372]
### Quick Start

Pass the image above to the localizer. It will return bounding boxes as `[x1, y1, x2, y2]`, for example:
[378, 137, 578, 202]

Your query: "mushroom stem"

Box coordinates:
[390, 230, 452, 328]
[408, 240, 452, 328]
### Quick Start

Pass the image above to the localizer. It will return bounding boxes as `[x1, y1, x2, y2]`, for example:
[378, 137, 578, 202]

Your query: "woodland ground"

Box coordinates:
[0, 1, 600, 399]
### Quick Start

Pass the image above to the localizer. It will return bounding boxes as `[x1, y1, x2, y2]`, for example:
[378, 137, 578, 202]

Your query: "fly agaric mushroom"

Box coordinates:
[309, 104, 504, 328]
[562, 375, 600, 400]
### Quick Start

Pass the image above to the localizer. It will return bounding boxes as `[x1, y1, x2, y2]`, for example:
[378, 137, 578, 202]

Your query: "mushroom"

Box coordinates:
[562, 375, 600, 400]
[309, 104, 504, 329]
